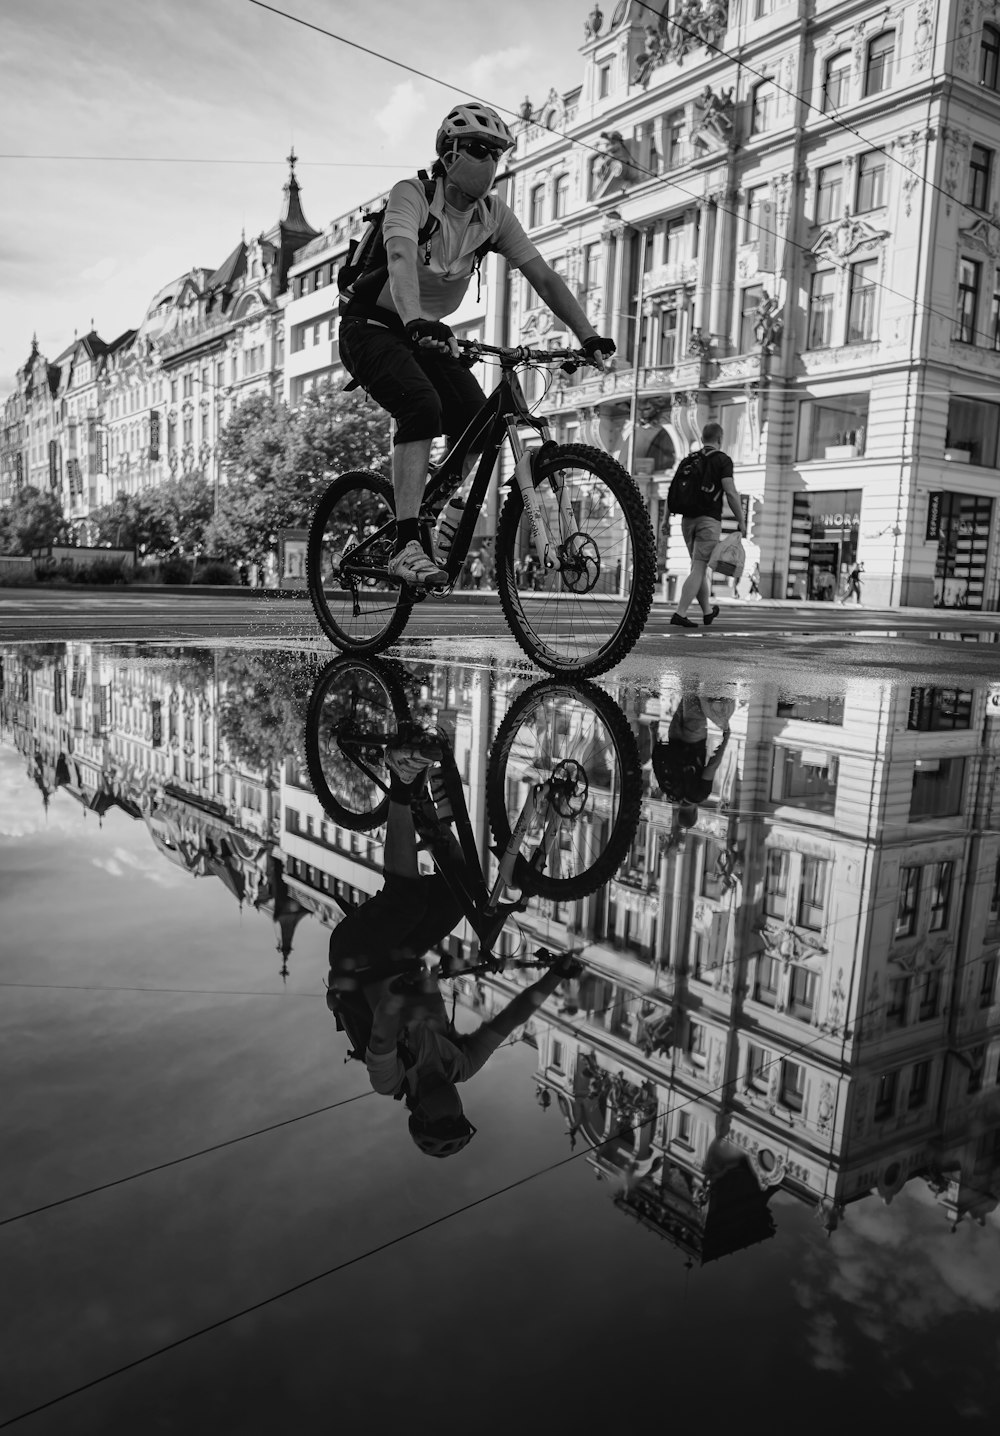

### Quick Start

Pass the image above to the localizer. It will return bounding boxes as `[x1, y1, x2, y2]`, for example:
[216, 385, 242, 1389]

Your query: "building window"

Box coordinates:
[918, 969, 942, 1021]
[907, 686, 972, 731]
[215, 362, 224, 388]
[896, 866, 920, 938]
[967, 1050, 985, 1095]
[663, 215, 686, 266]
[675, 1110, 693, 1146]
[182, 415, 192, 445]
[788, 966, 818, 1021]
[846, 259, 878, 342]
[744, 185, 767, 243]
[856, 151, 886, 211]
[183, 374, 193, 399]
[200, 410, 209, 443]
[746, 1043, 769, 1092]
[658, 304, 679, 366]
[981, 24, 1000, 90]
[981, 955, 998, 1008]
[530, 184, 545, 228]
[665, 110, 686, 168]
[808, 269, 836, 348]
[755, 954, 781, 1006]
[815, 164, 843, 224]
[946, 396, 1000, 466]
[551, 1039, 563, 1069]
[598, 63, 611, 98]
[873, 1069, 898, 1121]
[170, 379, 178, 403]
[957, 258, 982, 344]
[779, 1060, 805, 1112]
[886, 975, 911, 1029]
[865, 32, 895, 96]
[969, 145, 993, 210]
[312, 322, 321, 347]
[772, 748, 839, 813]
[797, 857, 829, 930]
[798, 393, 869, 461]
[992, 273, 1000, 351]
[928, 861, 953, 932]
[687, 1021, 707, 1065]
[739, 284, 764, 352]
[910, 757, 966, 820]
[554, 173, 570, 219]
[583, 241, 601, 292]
[908, 1060, 930, 1110]
[751, 80, 777, 135]
[777, 694, 844, 724]
[823, 51, 851, 112]
[990, 857, 1000, 920]
[763, 848, 789, 918]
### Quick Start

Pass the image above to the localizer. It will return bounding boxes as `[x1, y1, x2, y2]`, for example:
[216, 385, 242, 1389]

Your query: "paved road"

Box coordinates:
[3, 589, 1000, 685]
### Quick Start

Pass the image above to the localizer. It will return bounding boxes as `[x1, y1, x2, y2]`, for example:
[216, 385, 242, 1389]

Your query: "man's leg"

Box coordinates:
[393, 438, 434, 522]
[675, 559, 708, 618]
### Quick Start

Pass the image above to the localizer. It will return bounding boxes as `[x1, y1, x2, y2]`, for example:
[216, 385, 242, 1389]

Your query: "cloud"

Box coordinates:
[91, 846, 182, 888]
[375, 81, 428, 141]
[92, 857, 125, 878]
[80, 256, 117, 283]
[467, 45, 532, 102]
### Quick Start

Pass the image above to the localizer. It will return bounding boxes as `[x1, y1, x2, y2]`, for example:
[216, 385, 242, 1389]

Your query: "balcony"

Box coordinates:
[642, 260, 699, 297]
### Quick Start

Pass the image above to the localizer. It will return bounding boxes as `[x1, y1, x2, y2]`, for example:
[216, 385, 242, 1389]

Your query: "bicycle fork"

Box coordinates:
[512, 448, 574, 576]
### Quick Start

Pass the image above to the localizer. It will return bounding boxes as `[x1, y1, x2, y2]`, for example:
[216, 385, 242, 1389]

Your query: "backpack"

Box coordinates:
[338, 170, 497, 314]
[667, 449, 723, 518]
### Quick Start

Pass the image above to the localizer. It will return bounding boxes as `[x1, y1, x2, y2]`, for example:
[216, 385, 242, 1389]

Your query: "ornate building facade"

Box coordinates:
[488, 0, 1000, 609]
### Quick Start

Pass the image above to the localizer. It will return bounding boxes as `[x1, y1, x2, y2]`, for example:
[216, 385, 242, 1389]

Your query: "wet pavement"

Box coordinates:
[2, 637, 1000, 1432]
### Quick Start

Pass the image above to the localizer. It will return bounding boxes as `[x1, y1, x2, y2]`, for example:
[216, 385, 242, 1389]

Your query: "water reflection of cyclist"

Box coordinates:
[651, 689, 731, 831]
[327, 741, 574, 1158]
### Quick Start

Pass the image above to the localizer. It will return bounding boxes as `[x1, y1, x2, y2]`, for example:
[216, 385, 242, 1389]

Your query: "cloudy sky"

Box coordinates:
[1, 0, 586, 396]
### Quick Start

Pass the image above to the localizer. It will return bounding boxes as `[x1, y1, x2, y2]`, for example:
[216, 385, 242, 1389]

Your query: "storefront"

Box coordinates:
[926, 491, 993, 609]
[786, 489, 862, 600]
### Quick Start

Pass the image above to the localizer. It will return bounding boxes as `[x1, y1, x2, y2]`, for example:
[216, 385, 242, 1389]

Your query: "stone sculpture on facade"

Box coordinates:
[691, 85, 735, 146]
[753, 291, 783, 352]
[584, 4, 604, 37]
[633, 1, 730, 88]
[592, 130, 640, 196]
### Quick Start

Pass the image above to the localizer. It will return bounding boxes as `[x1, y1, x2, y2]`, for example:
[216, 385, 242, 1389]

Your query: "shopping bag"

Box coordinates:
[709, 532, 745, 580]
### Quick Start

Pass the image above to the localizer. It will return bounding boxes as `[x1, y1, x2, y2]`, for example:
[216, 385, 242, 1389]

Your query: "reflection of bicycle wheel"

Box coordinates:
[485, 678, 642, 899]
[304, 656, 412, 831]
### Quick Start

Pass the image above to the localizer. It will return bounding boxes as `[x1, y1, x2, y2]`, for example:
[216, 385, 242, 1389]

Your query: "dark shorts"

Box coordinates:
[681, 515, 722, 565]
[328, 871, 463, 985]
[339, 319, 488, 448]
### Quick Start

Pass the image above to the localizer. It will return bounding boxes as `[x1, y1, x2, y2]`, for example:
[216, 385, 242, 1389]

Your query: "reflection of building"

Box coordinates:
[0, 645, 304, 970]
[486, 2, 1000, 609]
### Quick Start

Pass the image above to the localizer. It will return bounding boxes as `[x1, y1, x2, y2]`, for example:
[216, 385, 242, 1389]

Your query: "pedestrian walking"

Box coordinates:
[841, 561, 863, 604]
[470, 552, 486, 590]
[667, 422, 746, 629]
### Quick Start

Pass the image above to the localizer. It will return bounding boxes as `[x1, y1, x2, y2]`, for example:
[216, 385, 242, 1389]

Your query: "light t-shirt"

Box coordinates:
[366, 1018, 506, 1097]
[377, 175, 541, 320]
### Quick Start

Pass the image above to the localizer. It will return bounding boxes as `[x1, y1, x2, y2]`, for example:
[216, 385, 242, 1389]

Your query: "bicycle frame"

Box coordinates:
[339, 347, 586, 591]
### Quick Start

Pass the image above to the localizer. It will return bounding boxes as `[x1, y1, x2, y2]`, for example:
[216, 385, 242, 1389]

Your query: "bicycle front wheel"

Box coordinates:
[307, 471, 412, 654]
[485, 678, 642, 900]
[496, 443, 656, 678]
[304, 655, 412, 830]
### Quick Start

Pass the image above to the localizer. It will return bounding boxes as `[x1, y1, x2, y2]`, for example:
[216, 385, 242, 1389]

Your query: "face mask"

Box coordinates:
[445, 151, 498, 200]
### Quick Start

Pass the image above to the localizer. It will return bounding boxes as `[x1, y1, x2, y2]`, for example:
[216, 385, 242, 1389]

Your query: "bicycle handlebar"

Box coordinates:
[456, 338, 604, 369]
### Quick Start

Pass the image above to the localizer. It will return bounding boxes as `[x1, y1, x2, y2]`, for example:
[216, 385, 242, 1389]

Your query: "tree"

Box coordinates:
[216, 652, 316, 772]
[0, 486, 66, 555]
[89, 472, 215, 556]
[207, 383, 390, 564]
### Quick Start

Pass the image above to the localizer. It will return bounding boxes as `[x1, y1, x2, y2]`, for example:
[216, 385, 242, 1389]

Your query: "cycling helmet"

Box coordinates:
[408, 1111, 477, 1159]
[436, 103, 515, 157]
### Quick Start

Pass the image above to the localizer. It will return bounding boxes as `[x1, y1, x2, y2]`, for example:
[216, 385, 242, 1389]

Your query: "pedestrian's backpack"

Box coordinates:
[667, 448, 723, 518]
[338, 169, 497, 312]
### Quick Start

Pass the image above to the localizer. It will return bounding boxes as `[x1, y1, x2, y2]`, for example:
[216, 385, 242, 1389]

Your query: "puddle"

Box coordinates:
[2, 641, 998, 1429]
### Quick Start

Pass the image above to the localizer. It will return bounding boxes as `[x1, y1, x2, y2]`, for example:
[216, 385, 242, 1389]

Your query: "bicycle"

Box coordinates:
[306, 340, 657, 679]
[304, 655, 643, 964]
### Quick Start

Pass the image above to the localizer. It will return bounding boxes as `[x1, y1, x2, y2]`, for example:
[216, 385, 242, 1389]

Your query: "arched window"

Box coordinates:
[750, 80, 776, 135]
[823, 50, 850, 112]
[865, 31, 895, 96]
[982, 25, 1000, 91]
[530, 183, 546, 228]
[554, 173, 571, 219]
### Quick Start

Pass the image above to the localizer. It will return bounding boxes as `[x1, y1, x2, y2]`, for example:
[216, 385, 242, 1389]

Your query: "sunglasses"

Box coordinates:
[456, 139, 505, 161]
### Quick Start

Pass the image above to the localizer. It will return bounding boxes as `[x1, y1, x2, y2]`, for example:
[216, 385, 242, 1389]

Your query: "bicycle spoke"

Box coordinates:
[308, 472, 411, 654]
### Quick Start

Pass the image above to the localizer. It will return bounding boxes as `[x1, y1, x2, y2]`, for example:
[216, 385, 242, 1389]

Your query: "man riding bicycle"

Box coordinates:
[339, 101, 616, 589]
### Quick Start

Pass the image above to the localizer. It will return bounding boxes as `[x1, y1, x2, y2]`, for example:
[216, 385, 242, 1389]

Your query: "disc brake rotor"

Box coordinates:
[549, 757, 589, 817]
[558, 532, 602, 594]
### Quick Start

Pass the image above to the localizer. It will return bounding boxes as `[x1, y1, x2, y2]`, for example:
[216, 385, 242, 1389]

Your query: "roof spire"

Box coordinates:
[279, 146, 314, 232]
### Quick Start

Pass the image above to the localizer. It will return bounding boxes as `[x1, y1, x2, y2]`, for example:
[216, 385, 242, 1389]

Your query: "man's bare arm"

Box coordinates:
[386, 236, 424, 326]
[721, 475, 746, 534]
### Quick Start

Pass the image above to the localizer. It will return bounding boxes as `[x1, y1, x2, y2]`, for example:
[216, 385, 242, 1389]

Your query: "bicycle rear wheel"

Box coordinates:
[304, 655, 412, 830]
[496, 443, 656, 678]
[485, 678, 642, 900]
[307, 471, 413, 653]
